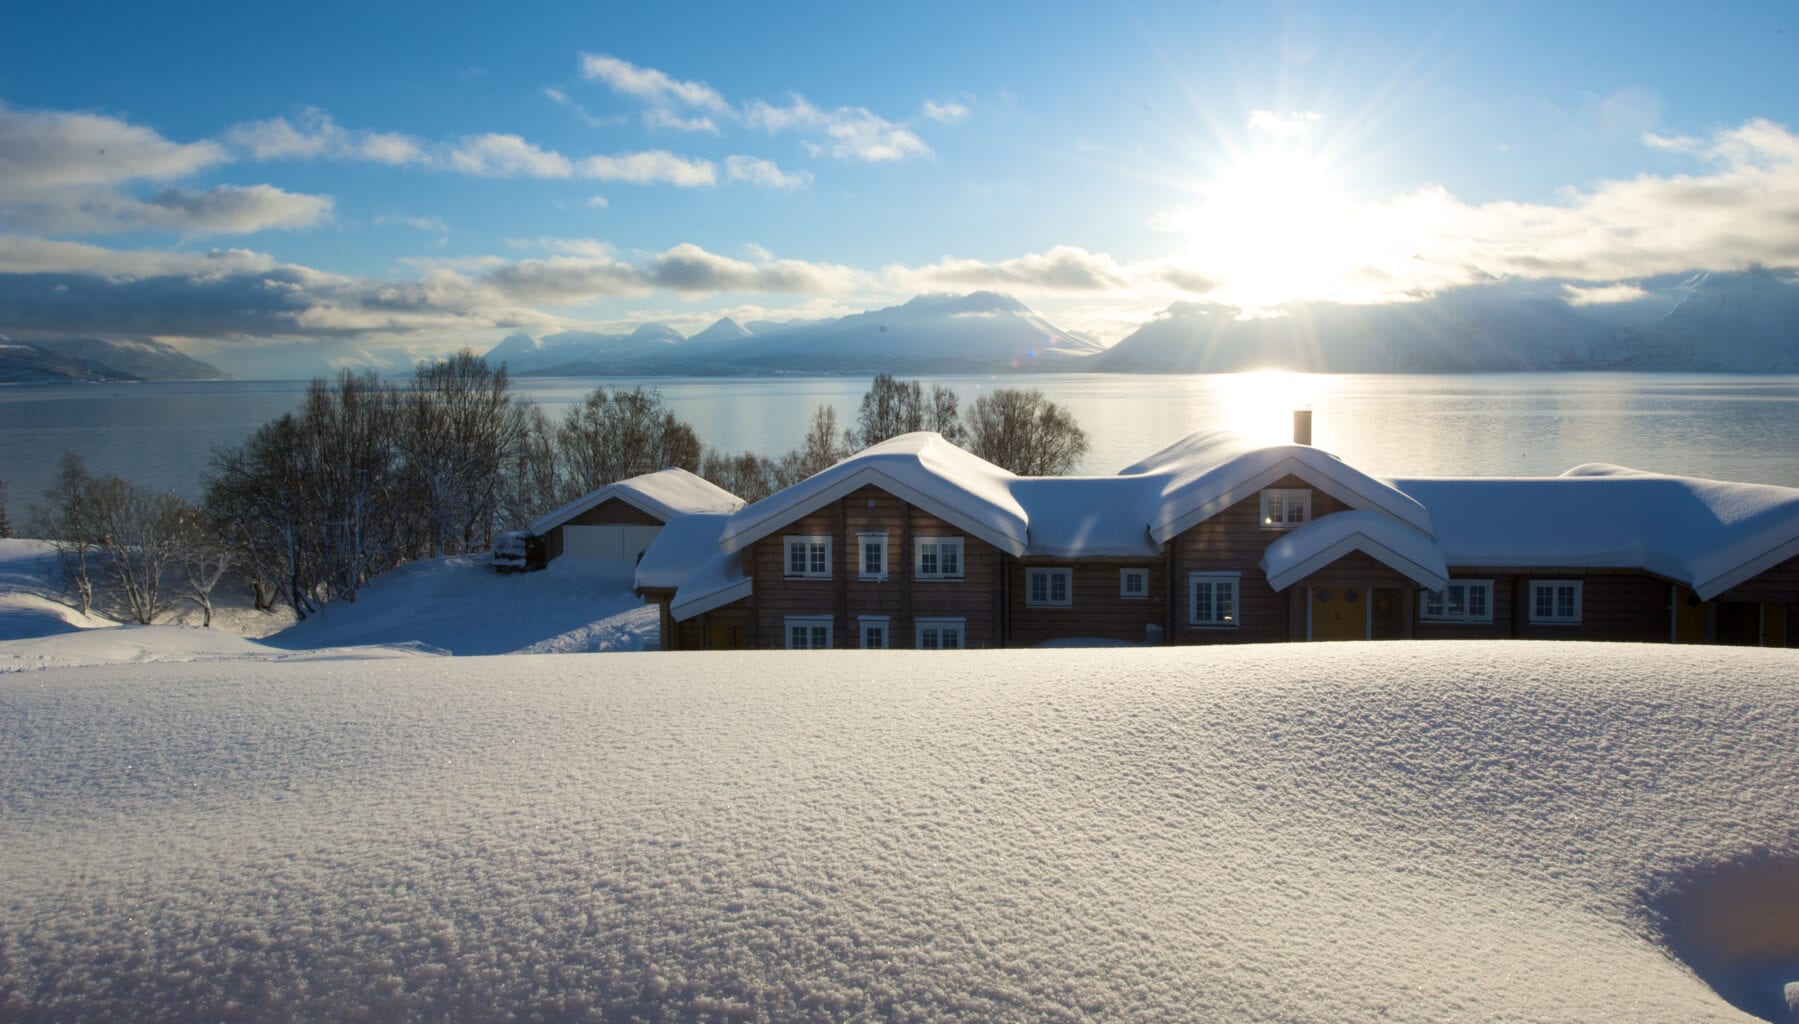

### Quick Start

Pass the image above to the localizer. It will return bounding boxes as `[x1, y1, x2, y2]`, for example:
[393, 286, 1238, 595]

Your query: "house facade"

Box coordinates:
[634, 431, 1799, 650]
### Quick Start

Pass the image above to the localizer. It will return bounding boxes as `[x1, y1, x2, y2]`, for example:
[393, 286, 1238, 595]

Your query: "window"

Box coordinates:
[859, 616, 889, 649]
[858, 532, 888, 579]
[916, 618, 965, 650]
[1188, 572, 1240, 627]
[784, 535, 831, 578]
[784, 616, 833, 649]
[1026, 567, 1073, 607]
[1529, 580, 1582, 624]
[1120, 568, 1150, 599]
[915, 536, 964, 579]
[1420, 580, 1494, 622]
[1260, 489, 1312, 529]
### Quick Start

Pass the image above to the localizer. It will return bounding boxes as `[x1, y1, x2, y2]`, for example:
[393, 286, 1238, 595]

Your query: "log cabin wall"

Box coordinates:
[746, 484, 999, 649]
[1005, 558, 1167, 646]
[1168, 477, 1350, 644]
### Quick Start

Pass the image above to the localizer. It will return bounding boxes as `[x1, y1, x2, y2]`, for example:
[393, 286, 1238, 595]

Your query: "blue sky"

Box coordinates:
[2, 0, 1797, 373]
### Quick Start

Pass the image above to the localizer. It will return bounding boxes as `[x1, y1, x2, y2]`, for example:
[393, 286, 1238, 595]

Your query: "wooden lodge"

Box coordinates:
[633, 430, 1799, 651]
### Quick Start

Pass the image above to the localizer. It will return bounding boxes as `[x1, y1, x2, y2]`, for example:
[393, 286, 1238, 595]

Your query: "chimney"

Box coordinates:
[1292, 408, 1313, 446]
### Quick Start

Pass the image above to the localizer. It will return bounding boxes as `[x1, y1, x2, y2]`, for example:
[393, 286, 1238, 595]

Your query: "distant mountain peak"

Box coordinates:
[628, 323, 684, 344]
[689, 317, 753, 344]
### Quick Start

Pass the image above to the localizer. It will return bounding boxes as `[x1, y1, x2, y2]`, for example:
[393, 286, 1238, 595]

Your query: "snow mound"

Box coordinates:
[265, 554, 658, 655]
[1, 642, 1794, 1022]
[0, 539, 115, 640]
[1645, 851, 1799, 1022]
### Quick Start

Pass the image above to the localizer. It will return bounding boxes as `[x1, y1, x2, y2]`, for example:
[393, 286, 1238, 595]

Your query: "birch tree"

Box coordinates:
[965, 387, 1090, 476]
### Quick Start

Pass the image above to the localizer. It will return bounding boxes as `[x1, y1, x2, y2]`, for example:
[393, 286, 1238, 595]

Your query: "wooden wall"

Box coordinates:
[545, 498, 663, 559]
[746, 485, 999, 649]
[1005, 559, 1166, 646]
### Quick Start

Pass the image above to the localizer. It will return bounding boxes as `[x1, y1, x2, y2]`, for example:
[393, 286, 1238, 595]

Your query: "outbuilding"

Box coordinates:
[530, 468, 743, 570]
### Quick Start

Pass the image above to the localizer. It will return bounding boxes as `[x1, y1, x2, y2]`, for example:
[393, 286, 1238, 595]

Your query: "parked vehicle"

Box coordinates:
[492, 531, 547, 573]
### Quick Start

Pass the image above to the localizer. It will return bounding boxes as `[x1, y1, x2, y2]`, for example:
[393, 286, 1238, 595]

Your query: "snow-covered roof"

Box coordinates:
[531, 468, 743, 535]
[717, 432, 1031, 557]
[1008, 478, 1162, 558]
[1259, 511, 1448, 593]
[1393, 466, 1799, 599]
[1120, 431, 1435, 543]
[635, 512, 754, 620]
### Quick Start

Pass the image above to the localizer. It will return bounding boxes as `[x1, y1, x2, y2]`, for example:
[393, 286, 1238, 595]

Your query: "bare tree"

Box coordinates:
[965, 388, 1091, 476]
[700, 449, 782, 503]
[398, 351, 519, 558]
[0, 477, 13, 538]
[497, 402, 562, 529]
[854, 373, 963, 446]
[208, 415, 317, 618]
[32, 452, 99, 616]
[171, 500, 233, 627]
[781, 403, 853, 484]
[557, 386, 701, 498]
[301, 371, 399, 601]
[87, 477, 188, 625]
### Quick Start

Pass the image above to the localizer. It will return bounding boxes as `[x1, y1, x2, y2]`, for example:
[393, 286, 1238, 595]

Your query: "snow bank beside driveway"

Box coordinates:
[2, 642, 1795, 1022]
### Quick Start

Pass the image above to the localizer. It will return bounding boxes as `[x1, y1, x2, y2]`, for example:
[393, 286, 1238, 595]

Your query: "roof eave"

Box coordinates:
[1260, 532, 1449, 593]
[719, 466, 1029, 557]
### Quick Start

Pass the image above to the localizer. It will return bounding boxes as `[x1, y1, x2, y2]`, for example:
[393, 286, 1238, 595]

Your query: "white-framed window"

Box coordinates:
[1529, 580, 1582, 624]
[1026, 567, 1073, 607]
[1420, 580, 1495, 622]
[784, 615, 833, 649]
[1260, 489, 1312, 529]
[1188, 572, 1240, 627]
[1120, 567, 1150, 599]
[915, 536, 964, 580]
[858, 532, 888, 579]
[784, 535, 831, 579]
[859, 616, 889, 649]
[915, 618, 966, 650]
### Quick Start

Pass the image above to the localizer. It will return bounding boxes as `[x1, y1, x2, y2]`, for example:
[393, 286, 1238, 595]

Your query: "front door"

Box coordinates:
[1310, 587, 1367, 641]
[1673, 586, 1708, 643]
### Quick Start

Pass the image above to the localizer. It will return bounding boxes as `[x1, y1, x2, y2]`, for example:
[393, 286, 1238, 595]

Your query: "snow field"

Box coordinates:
[2, 642, 1796, 1022]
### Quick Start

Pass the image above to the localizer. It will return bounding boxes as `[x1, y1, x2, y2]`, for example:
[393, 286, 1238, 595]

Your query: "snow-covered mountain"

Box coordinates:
[485, 323, 687, 375]
[0, 336, 228, 383]
[687, 317, 754, 345]
[1098, 271, 1799, 373]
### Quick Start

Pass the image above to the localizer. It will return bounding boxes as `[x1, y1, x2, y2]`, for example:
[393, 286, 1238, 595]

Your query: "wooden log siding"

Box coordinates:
[1292, 552, 1413, 640]
[1169, 478, 1350, 644]
[1006, 559, 1168, 646]
[544, 498, 664, 559]
[1415, 569, 1676, 642]
[746, 485, 998, 649]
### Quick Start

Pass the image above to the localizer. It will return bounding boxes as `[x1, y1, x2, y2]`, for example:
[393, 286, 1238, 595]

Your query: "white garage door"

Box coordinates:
[562, 524, 663, 563]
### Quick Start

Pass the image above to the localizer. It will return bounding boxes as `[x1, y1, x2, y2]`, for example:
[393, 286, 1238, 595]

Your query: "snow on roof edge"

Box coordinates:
[532, 468, 742, 535]
[1260, 511, 1448, 593]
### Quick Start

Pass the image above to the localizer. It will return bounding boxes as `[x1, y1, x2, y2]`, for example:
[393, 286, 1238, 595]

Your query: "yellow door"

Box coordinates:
[1764, 603, 1789, 648]
[1673, 587, 1708, 643]
[1311, 587, 1367, 641]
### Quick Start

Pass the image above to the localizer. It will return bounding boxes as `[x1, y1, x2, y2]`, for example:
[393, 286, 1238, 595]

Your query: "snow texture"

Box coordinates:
[1396, 467, 1799, 598]
[1259, 510, 1450, 592]
[1, 642, 1796, 1022]
[530, 467, 744, 536]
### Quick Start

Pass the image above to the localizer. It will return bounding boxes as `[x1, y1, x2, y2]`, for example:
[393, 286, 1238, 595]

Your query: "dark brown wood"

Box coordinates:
[1005, 558, 1168, 647]
[835, 497, 847, 648]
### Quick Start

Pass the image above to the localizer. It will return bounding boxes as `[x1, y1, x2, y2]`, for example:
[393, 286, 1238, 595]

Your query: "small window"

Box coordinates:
[1189, 572, 1240, 627]
[784, 616, 833, 649]
[915, 536, 965, 580]
[1120, 568, 1149, 599]
[858, 616, 889, 649]
[916, 618, 965, 650]
[1260, 489, 1312, 529]
[1026, 567, 1073, 607]
[783, 536, 831, 579]
[858, 532, 888, 579]
[1420, 580, 1494, 622]
[1529, 580, 1582, 624]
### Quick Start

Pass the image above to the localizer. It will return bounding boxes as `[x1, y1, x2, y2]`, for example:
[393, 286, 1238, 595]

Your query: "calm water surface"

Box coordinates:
[1, 373, 1795, 508]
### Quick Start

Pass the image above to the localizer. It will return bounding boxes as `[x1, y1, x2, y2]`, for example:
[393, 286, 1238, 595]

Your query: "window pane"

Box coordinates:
[1468, 586, 1488, 618]
[1218, 581, 1236, 622]
[1195, 581, 1215, 621]
[788, 544, 805, 574]
[920, 547, 938, 575]
[943, 544, 960, 575]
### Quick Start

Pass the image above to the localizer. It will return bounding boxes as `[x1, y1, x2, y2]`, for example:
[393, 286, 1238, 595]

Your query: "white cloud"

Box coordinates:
[0, 234, 276, 278]
[578, 53, 730, 113]
[922, 99, 971, 124]
[1562, 282, 1650, 306]
[644, 243, 861, 293]
[1247, 110, 1321, 137]
[585, 195, 610, 209]
[375, 214, 449, 232]
[893, 246, 1130, 293]
[578, 150, 716, 187]
[744, 96, 931, 162]
[724, 155, 812, 190]
[446, 133, 574, 177]
[227, 108, 424, 164]
[642, 107, 720, 135]
[0, 104, 226, 191]
[1642, 130, 1701, 154]
[542, 88, 621, 129]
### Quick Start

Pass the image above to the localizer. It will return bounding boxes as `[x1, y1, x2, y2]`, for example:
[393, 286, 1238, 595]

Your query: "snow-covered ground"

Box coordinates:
[2, 642, 1796, 1022]
[0, 539, 658, 672]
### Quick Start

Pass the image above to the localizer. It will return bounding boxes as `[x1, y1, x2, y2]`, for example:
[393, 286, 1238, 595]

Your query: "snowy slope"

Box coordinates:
[2, 642, 1795, 1022]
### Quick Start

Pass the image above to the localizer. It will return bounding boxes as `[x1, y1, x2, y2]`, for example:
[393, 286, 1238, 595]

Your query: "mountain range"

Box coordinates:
[480, 272, 1799, 379]
[0, 337, 230, 384]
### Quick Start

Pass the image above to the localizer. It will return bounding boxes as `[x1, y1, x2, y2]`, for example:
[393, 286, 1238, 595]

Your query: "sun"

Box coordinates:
[1178, 144, 1378, 310]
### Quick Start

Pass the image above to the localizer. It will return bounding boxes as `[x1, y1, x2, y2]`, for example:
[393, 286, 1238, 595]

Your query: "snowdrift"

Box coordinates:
[1, 642, 1796, 1022]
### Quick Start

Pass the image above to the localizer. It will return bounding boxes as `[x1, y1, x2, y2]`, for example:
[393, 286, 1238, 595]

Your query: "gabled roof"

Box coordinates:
[717, 432, 1030, 557]
[531, 468, 743, 536]
[1120, 432, 1435, 544]
[1392, 466, 1799, 599]
[1259, 511, 1448, 593]
[634, 512, 752, 621]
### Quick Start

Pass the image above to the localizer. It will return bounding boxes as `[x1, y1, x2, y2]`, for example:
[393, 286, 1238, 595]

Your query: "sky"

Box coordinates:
[1, 0, 1797, 374]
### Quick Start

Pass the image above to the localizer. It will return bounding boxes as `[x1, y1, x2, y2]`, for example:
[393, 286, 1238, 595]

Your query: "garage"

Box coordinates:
[562, 524, 664, 564]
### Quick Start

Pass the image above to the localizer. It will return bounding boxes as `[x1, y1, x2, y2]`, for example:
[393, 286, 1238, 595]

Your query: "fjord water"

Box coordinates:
[1, 373, 1796, 506]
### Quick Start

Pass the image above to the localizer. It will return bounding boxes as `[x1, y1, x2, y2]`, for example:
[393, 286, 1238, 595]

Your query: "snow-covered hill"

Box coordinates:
[1, 642, 1794, 1021]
